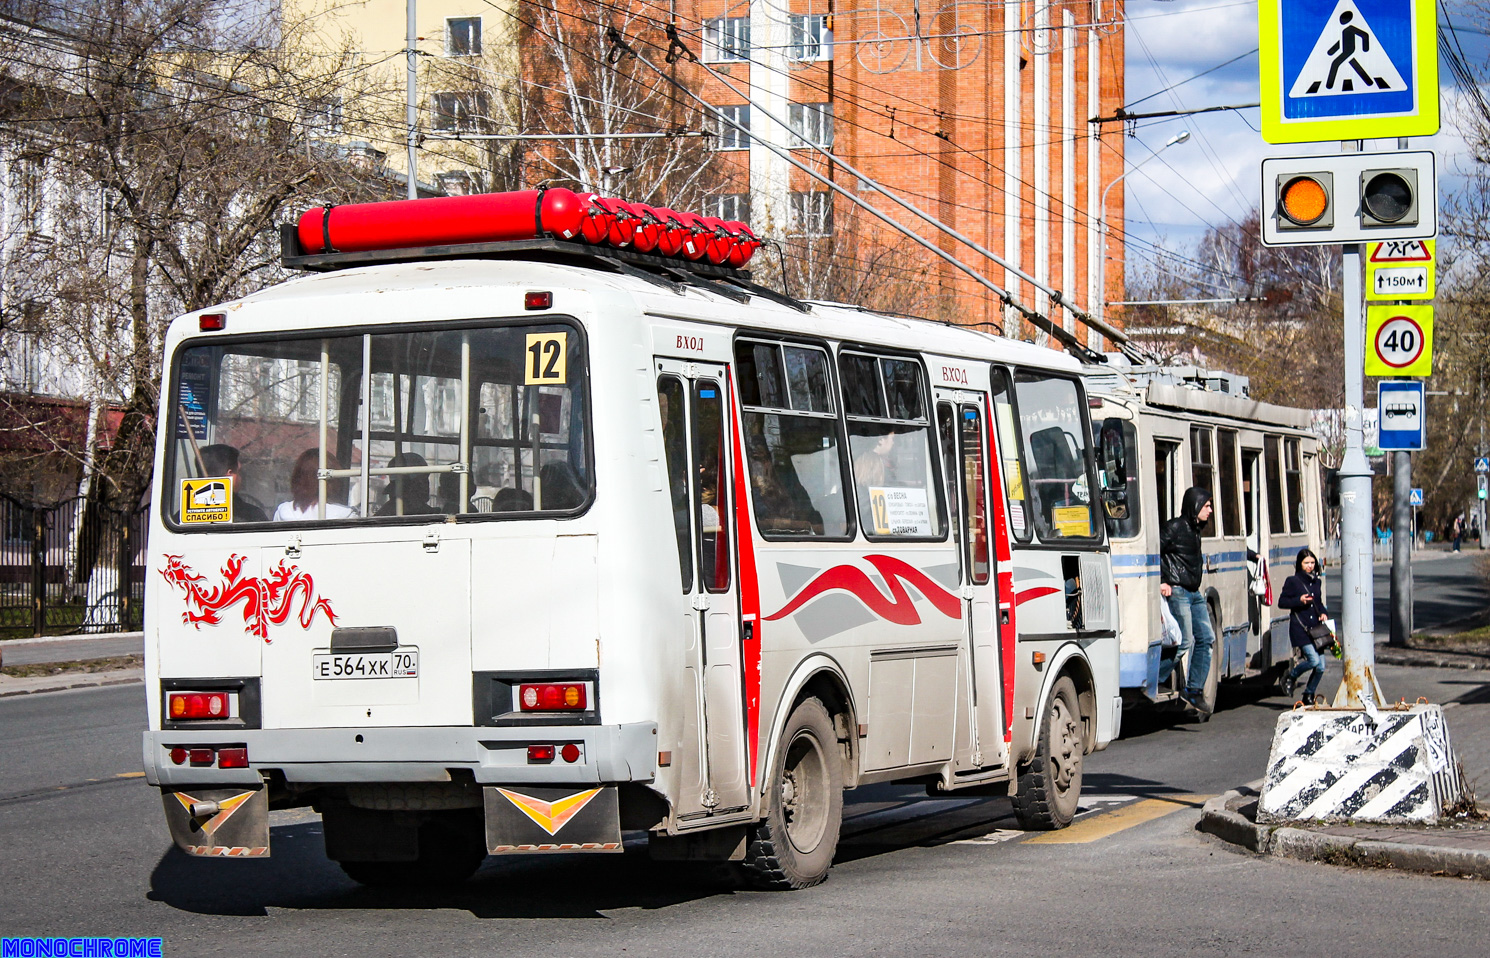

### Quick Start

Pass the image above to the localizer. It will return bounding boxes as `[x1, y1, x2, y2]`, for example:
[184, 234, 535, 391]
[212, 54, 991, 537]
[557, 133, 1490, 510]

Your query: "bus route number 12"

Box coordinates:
[525, 333, 568, 385]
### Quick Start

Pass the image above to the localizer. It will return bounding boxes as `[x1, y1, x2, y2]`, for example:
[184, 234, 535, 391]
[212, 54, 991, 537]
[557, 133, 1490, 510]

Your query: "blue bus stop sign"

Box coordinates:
[1378, 380, 1425, 451]
[1260, 0, 1439, 143]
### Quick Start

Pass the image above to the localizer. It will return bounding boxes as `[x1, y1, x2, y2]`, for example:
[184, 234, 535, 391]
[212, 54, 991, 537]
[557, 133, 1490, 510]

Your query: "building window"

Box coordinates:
[704, 193, 751, 224]
[14, 157, 48, 236]
[437, 170, 485, 195]
[789, 14, 833, 61]
[788, 102, 833, 149]
[302, 96, 343, 138]
[789, 191, 832, 236]
[712, 103, 750, 150]
[447, 17, 482, 56]
[703, 17, 750, 61]
[431, 92, 489, 132]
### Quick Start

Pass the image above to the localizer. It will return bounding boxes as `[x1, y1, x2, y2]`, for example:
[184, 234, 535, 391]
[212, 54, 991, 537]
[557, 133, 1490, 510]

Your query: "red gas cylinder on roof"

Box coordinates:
[724, 222, 760, 267]
[296, 188, 590, 254]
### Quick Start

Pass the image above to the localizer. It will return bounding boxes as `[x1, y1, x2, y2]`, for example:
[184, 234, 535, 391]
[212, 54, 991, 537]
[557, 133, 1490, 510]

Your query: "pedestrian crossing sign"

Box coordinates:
[1260, 0, 1438, 143]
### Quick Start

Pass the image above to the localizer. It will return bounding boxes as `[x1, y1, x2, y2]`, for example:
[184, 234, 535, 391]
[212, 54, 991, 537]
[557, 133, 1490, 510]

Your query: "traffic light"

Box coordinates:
[1260, 151, 1436, 247]
[1479, 475, 1487, 501]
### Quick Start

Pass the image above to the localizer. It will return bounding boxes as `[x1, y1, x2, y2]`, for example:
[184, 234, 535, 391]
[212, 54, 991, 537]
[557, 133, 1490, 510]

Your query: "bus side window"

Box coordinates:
[959, 404, 991, 584]
[1154, 439, 1179, 525]
[693, 379, 731, 593]
[658, 376, 692, 592]
[989, 368, 1031, 542]
[1011, 372, 1098, 542]
[937, 403, 963, 573]
[841, 352, 945, 539]
[735, 340, 851, 539]
[1285, 438, 1305, 533]
[1190, 425, 1217, 537]
[1217, 429, 1242, 538]
[1265, 435, 1285, 534]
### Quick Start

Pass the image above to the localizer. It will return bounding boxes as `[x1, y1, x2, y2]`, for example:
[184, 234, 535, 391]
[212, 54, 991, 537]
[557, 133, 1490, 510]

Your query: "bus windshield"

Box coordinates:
[163, 321, 591, 527]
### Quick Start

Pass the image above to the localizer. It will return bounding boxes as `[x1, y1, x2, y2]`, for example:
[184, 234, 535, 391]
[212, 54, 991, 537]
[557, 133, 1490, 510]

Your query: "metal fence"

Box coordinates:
[0, 495, 148, 638]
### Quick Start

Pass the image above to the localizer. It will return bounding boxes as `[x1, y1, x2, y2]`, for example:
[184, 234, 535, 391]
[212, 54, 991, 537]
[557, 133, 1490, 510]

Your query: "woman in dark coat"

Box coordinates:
[1277, 547, 1330, 704]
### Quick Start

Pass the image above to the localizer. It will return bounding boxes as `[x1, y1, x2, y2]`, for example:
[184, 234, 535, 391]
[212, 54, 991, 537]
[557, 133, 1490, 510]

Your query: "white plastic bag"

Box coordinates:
[1159, 598, 1183, 649]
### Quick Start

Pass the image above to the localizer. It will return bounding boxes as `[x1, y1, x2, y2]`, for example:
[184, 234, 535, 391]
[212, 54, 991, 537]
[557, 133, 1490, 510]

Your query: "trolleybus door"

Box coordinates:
[657, 361, 750, 816]
[935, 390, 1008, 770]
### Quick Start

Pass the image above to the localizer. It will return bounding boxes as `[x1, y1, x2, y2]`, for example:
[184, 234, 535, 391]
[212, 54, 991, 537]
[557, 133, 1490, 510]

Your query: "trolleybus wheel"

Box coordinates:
[741, 697, 843, 890]
[1012, 676, 1083, 830]
[332, 809, 487, 887]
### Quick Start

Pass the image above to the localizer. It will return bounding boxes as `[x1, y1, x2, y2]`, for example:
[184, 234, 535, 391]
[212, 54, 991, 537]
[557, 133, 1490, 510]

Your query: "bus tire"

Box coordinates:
[332, 809, 487, 887]
[1012, 676, 1083, 830]
[741, 697, 843, 890]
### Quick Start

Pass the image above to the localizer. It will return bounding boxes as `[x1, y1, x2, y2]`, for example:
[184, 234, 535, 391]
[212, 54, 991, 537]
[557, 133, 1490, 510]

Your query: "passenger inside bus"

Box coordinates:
[374, 453, 437, 516]
[198, 443, 268, 523]
[275, 449, 356, 521]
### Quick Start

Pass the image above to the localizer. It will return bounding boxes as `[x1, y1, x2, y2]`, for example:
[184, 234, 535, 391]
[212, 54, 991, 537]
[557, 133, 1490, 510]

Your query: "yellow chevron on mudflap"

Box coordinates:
[170, 789, 256, 837]
[494, 787, 603, 836]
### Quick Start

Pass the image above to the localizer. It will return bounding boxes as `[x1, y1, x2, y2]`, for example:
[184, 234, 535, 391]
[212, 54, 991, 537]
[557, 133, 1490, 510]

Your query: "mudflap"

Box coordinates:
[162, 786, 270, 858]
[483, 785, 622, 853]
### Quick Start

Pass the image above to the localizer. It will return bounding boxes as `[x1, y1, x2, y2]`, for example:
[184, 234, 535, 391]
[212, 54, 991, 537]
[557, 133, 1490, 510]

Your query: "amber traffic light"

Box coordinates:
[1278, 174, 1332, 228]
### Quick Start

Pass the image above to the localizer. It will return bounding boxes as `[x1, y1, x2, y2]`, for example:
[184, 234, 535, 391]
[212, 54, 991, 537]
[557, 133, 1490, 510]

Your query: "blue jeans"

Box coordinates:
[1289, 643, 1328, 697]
[1163, 586, 1215, 695]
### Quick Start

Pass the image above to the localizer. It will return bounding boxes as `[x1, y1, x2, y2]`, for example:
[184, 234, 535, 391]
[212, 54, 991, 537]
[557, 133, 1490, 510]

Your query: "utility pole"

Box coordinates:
[406, 0, 419, 200]
[1390, 449, 1412, 646]
[1338, 228, 1376, 706]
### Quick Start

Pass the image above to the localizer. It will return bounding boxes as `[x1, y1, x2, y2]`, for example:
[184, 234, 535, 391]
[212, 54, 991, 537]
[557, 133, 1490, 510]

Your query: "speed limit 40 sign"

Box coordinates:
[1366, 305, 1434, 376]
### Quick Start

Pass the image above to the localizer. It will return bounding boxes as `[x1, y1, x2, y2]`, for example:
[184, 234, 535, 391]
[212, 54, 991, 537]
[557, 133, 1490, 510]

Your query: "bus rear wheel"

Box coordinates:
[1013, 676, 1083, 830]
[741, 697, 843, 890]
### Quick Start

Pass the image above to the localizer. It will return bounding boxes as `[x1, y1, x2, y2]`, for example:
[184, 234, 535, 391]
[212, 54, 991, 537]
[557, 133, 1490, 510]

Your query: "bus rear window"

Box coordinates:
[163, 322, 590, 527]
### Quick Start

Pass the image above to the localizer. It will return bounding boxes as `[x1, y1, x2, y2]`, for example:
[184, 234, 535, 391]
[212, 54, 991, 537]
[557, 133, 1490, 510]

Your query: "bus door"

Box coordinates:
[935, 390, 1007, 770]
[657, 360, 750, 817]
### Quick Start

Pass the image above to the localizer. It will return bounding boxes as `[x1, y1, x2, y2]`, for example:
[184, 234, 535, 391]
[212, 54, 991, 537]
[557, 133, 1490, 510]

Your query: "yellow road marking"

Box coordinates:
[114, 771, 145, 779]
[1023, 794, 1213, 844]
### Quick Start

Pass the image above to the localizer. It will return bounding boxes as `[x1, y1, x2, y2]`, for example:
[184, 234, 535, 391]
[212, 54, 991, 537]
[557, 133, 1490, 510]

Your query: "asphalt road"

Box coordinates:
[2, 558, 1488, 955]
[1372, 550, 1488, 636]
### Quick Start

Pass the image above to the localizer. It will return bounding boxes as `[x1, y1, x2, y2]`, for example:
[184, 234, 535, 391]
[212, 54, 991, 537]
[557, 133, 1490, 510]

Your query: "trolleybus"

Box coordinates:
[1085, 365, 1326, 715]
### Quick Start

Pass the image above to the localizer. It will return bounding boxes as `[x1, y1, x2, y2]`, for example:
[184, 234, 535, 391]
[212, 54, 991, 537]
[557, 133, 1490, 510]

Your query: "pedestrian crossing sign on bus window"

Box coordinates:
[1260, 0, 1438, 143]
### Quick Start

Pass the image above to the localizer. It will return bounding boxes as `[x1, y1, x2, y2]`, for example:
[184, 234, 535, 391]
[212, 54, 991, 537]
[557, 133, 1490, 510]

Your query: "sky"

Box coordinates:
[1121, 0, 1487, 277]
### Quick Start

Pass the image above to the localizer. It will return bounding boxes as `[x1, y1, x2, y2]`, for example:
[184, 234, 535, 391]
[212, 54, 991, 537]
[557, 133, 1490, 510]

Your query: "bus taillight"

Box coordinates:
[518, 683, 588, 711]
[169, 692, 229, 720]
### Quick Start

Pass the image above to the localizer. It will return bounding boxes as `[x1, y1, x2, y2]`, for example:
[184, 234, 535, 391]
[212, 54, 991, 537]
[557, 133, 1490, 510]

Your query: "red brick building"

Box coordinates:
[524, 0, 1125, 343]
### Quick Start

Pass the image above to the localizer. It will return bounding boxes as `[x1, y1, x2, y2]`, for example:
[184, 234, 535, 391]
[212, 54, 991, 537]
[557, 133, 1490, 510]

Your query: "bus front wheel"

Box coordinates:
[741, 697, 844, 890]
[1012, 676, 1083, 830]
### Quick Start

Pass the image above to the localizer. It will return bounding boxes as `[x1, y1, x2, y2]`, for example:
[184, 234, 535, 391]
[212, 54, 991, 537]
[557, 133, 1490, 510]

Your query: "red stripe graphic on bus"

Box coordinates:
[727, 371, 763, 787]
[1013, 586, 1061, 606]
[763, 555, 961, 625]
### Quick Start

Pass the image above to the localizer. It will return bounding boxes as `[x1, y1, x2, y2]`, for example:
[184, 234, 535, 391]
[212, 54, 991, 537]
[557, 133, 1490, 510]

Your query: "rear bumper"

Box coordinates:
[142, 722, 658, 788]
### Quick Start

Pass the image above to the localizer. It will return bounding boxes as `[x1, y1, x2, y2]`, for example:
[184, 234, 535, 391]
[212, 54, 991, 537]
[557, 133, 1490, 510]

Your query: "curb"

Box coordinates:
[0, 668, 144, 698]
[1200, 782, 1490, 880]
[1375, 649, 1490, 671]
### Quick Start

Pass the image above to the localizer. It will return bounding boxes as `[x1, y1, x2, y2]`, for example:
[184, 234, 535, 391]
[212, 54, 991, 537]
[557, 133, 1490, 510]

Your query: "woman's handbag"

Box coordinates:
[1307, 621, 1335, 652]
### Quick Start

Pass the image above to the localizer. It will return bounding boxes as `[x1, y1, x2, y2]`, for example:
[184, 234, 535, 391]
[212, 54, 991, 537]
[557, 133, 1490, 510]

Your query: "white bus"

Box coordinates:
[1085, 365, 1326, 716]
[141, 197, 1120, 889]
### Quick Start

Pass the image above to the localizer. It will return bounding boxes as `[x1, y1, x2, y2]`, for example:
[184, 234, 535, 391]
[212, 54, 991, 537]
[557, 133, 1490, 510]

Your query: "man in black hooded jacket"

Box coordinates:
[1160, 486, 1215, 714]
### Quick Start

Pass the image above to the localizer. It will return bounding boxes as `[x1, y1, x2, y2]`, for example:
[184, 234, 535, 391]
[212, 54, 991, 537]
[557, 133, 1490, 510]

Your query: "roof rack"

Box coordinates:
[278, 225, 810, 313]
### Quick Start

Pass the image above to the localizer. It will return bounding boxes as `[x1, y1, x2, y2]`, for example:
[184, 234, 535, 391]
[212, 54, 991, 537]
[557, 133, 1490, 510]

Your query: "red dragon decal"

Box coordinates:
[160, 554, 338, 642]
[764, 554, 961, 626]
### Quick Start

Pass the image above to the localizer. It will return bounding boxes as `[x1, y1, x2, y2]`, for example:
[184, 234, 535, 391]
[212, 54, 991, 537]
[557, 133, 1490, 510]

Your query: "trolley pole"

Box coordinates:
[1390, 450, 1412, 647]
[1338, 241, 1376, 705]
[406, 0, 419, 200]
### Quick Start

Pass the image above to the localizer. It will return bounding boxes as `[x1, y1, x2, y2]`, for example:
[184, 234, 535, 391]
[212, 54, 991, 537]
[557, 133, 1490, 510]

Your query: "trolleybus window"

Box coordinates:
[1012, 373, 1098, 541]
[989, 368, 1031, 542]
[1098, 420, 1141, 539]
[959, 405, 991, 583]
[1265, 435, 1285, 534]
[840, 351, 945, 539]
[1217, 429, 1242, 538]
[1284, 438, 1305, 533]
[163, 322, 592, 526]
[735, 340, 850, 538]
[693, 380, 731, 592]
[1190, 426, 1217, 537]
[937, 404, 963, 570]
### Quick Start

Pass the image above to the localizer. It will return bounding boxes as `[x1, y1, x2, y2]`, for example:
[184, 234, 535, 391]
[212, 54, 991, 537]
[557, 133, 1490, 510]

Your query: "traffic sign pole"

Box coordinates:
[1338, 235, 1376, 705]
[1390, 450, 1412, 647]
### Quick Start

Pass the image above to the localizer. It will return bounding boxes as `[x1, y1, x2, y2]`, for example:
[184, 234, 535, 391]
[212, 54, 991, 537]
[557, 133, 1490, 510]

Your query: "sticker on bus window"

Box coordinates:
[1052, 505, 1091, 538]
[181, 476, 233, 524]
[524, 333, 568, 385]
[868, 487, 932, 536]
[1006, 460, 1026, 500]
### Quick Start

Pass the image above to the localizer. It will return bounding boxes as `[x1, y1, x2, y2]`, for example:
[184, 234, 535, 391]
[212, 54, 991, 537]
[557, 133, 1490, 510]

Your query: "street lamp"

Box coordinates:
[1097, 130, 1191, 333]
